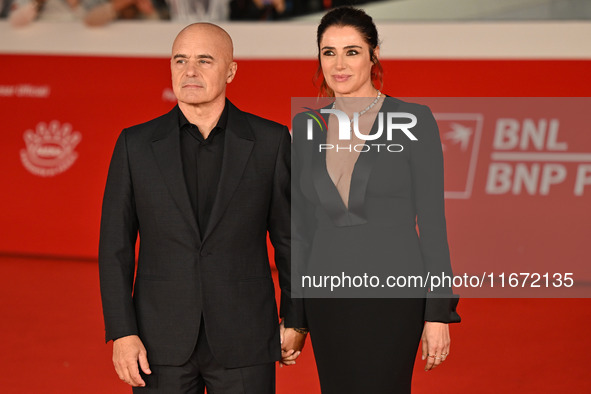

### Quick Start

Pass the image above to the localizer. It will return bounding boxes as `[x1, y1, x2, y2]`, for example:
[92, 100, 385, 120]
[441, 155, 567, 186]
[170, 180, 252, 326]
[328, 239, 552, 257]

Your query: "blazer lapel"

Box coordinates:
[311, 134, 354, 226]
[311, 98, 399, 227]
[151, 106, 201, 239]
[202, 102, 254, 242]
[346, 103, 393, 223]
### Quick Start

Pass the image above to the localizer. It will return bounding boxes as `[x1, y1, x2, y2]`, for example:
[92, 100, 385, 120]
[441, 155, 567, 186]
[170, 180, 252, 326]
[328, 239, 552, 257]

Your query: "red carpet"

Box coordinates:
[0, 256, 588, 393]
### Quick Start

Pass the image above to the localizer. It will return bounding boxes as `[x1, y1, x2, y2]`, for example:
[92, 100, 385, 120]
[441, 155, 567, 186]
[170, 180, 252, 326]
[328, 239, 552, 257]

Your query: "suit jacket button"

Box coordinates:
[200, 250, 208, 257]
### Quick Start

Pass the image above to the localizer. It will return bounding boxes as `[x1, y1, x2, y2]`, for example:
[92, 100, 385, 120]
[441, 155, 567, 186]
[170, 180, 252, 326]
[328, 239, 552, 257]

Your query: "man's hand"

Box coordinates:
[279, 321, 307, 367]
[421, 322, 450, 371]
[112, 335, 151, 387]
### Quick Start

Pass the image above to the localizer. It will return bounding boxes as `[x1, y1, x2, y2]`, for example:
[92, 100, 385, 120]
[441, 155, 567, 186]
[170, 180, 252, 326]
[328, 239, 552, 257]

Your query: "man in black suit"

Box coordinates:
[99, 23, 306, 393]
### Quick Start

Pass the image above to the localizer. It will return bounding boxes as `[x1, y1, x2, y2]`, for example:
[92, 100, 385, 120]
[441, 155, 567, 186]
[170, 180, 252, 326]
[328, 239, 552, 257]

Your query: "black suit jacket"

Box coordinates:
[99, 101, 302, 368]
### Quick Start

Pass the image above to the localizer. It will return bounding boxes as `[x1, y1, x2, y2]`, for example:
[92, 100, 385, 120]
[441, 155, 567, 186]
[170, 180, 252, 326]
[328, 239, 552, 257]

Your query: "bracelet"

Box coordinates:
[293, 327, 309, 334]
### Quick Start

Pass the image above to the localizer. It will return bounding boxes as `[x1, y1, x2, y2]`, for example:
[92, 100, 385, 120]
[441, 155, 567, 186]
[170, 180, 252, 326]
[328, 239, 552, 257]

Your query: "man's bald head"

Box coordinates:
[170, 23, 237, 110]
[172, 23, 234, 63]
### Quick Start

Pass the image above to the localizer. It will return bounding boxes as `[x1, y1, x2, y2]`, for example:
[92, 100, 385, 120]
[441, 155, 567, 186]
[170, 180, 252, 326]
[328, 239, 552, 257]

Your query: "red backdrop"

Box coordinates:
[1, 56, 590, 294]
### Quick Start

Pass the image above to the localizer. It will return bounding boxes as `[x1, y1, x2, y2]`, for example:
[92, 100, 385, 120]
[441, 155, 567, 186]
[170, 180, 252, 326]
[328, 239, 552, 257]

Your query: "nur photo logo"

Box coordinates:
[303, 107, 328, 134]
[303, 102, 419, 152]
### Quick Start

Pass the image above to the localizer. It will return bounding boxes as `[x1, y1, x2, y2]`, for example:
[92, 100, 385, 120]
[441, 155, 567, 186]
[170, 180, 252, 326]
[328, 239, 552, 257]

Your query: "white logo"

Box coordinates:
[0, 84, 50, 98]
[435, 113, 483, 199]
[315, 109, 418, 141]
[486, 117, 591, 196]
[305, 109, 418, 153]
[20, 121, 82, 177]
[445, 122, 473, 151]
[162, 88, 177, 102]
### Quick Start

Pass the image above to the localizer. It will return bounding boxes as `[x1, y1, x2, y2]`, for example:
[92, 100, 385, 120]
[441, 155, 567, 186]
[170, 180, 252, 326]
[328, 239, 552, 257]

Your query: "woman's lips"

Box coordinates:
[333, 74, 351, 82]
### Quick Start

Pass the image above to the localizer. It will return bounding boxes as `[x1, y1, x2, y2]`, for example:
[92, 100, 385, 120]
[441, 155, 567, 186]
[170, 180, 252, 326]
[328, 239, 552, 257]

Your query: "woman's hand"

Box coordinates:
[279, 320, 307, 367]
[421, 322, 450, 371]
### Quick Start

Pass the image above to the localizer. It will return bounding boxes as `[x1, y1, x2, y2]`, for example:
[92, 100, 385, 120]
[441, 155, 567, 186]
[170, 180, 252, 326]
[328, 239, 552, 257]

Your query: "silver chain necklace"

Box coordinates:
[331, 90, 382, 127]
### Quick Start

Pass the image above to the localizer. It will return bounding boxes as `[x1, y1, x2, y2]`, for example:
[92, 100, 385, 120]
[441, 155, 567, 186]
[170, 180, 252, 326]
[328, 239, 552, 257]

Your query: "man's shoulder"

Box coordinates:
[241, 111, 285, 130]
[122, 106, 178, 140]
[230, 102, 287, 133]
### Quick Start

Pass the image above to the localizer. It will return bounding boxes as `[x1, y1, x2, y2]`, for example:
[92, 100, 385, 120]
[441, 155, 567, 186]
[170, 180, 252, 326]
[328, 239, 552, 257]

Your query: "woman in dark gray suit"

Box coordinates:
[292, 7, 460, 393]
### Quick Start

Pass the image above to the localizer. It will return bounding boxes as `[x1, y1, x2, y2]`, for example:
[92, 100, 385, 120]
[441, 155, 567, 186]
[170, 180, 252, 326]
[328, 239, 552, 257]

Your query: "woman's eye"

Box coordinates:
[346, 50, 359, 56]
[322, 50, 334, 56]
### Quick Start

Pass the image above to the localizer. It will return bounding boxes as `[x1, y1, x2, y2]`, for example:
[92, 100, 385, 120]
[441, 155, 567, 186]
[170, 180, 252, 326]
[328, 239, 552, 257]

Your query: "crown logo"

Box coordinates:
[20, 121, 82, 177]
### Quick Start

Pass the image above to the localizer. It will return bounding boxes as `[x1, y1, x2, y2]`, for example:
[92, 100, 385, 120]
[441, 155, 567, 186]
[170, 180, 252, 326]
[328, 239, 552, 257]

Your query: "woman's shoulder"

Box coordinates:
[382, 95, 432, 113]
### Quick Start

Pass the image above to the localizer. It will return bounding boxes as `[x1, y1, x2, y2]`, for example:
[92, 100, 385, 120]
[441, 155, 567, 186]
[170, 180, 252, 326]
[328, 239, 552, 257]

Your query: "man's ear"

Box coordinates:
[227, 62, 238, 83]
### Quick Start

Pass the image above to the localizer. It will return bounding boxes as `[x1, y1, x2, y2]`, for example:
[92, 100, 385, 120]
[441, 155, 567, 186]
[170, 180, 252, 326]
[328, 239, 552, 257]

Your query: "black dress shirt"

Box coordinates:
[179, 102, 228, 235]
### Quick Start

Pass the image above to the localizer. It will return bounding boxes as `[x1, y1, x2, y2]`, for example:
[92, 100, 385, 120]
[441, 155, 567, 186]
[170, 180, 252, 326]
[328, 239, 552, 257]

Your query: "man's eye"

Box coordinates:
[176, 59, 186, 64]
[199, 60, 210, 64]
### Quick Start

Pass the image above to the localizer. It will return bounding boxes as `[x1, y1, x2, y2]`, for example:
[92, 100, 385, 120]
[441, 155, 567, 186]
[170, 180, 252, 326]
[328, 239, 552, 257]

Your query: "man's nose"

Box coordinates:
[185, 61, 199, 77]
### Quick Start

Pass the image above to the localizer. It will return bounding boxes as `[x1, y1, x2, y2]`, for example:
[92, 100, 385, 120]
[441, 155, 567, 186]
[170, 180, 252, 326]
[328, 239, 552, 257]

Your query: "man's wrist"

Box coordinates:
[280, 317, 308, 334]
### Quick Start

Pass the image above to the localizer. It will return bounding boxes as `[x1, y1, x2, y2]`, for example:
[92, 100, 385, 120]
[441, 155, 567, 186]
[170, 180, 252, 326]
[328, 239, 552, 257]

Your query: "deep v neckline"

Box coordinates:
[311, 100, 392, 227]
[323, 139, 363, 211]
[322, 106, 383, 211]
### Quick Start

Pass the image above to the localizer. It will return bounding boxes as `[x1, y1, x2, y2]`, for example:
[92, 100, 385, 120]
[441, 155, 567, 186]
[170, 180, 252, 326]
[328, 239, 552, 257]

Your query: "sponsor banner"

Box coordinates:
[0, 55, 173, 258]
[291, 97, 591, 297]
[415, 97, 591, 294]
[0, 54, 590, 288]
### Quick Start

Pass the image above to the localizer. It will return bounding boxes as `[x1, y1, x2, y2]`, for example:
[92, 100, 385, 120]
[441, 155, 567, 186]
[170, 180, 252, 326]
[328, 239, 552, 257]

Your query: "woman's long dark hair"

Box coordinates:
[315, 6, 384, 97]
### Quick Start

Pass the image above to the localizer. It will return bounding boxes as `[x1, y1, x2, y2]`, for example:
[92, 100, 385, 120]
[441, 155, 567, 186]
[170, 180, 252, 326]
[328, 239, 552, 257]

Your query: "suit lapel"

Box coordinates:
[346, 101, 397, 223]
[311, 98, 398, 227]
[311, 127, 354, 226]
[202, 102, 254, 242]
[151, 106, 201, 239]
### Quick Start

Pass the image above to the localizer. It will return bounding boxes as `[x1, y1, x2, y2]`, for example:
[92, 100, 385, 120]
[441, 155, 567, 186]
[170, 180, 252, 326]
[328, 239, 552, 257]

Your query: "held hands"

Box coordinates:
[112, 335, 151, 387]
[279, 320, 307, 367]
[421, 322, 450, 371]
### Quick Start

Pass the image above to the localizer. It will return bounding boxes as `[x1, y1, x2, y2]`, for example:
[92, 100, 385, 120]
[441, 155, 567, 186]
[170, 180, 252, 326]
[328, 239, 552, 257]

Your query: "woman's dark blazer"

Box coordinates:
[291, 97, 460, 322]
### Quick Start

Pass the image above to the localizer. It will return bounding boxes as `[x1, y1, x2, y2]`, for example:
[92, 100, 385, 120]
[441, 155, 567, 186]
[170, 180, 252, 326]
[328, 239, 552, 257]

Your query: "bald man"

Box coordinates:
[99, 23, 306, 393]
